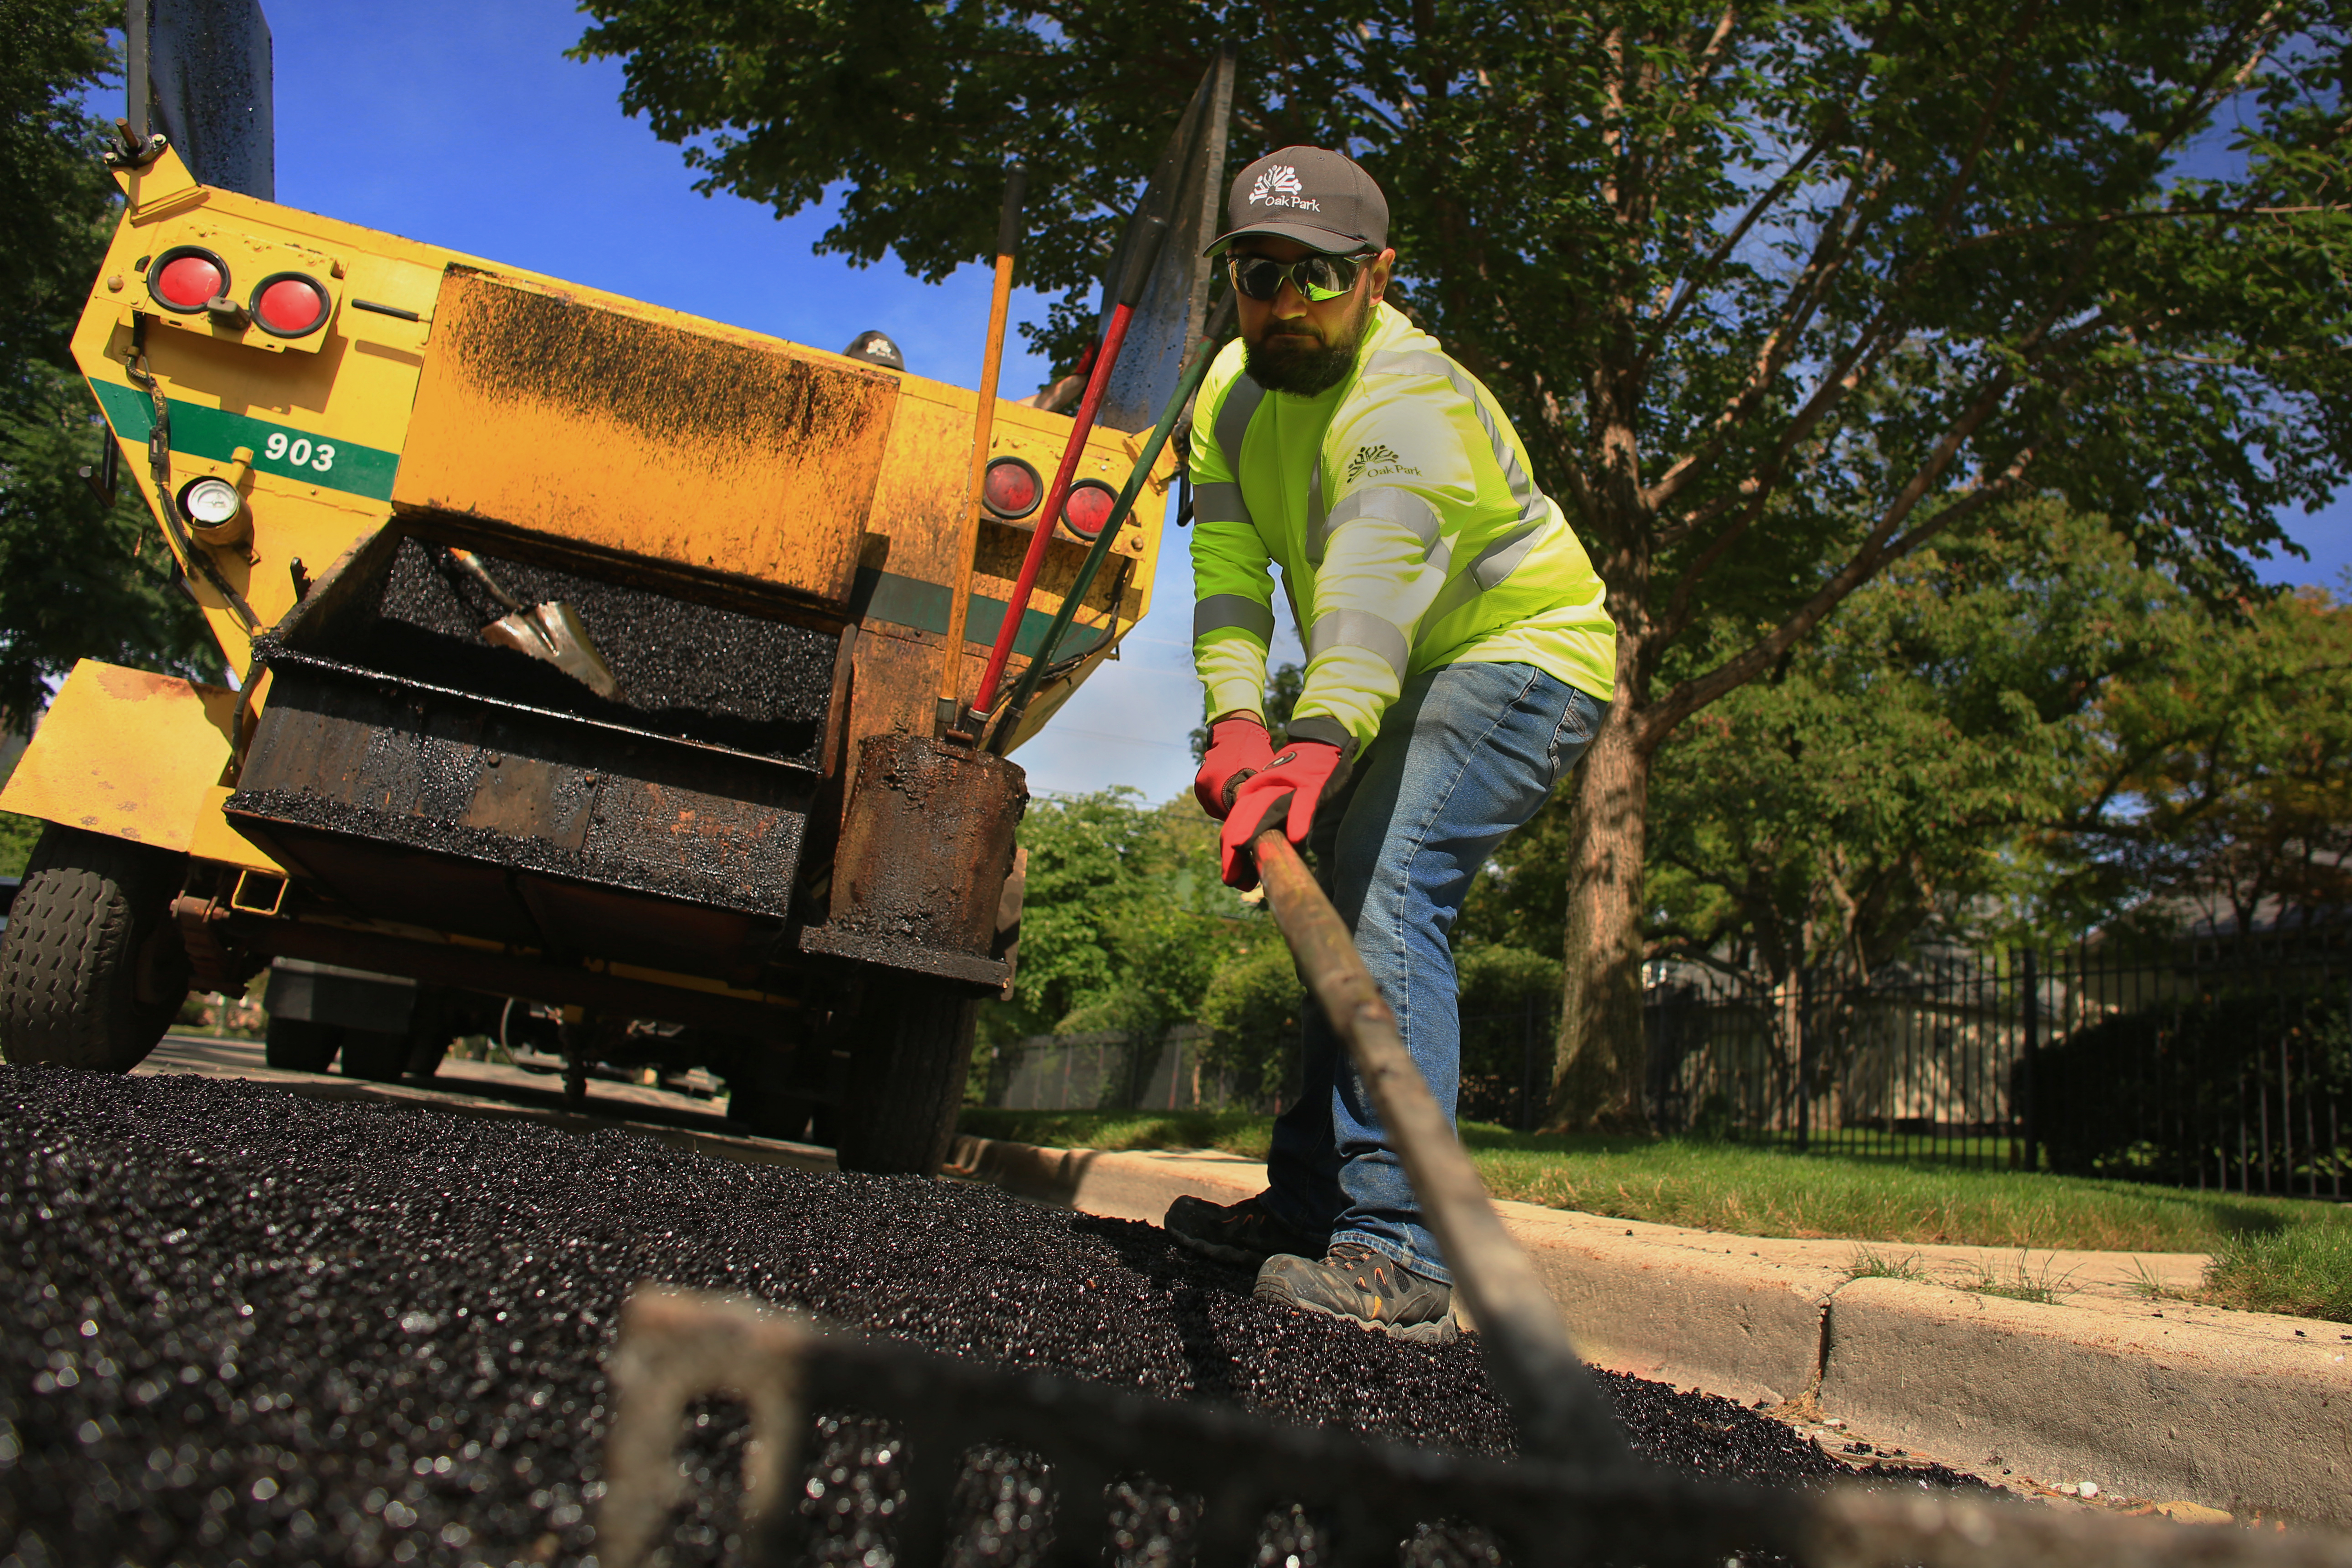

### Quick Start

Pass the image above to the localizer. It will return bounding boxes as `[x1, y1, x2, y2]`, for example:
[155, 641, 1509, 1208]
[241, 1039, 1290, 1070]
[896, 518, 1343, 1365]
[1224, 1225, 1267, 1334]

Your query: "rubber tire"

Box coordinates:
[728, 1085, 817, 1143]
[338, 1028, 411, 1082]
[264, 1016, 341, 1072]
[0, 825, 189, 1071]
[403, 986, 452, 1078]
[833, 977, 978, 1176]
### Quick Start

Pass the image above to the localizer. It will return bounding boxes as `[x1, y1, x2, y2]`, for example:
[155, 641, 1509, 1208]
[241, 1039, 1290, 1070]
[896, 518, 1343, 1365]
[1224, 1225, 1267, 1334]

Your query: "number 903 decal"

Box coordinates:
[262, 429, 337, 473]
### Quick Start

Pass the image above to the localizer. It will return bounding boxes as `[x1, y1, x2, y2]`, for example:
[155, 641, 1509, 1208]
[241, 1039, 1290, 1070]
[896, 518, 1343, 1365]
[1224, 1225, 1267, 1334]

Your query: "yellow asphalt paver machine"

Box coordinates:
[0, 14, 1236, 1174]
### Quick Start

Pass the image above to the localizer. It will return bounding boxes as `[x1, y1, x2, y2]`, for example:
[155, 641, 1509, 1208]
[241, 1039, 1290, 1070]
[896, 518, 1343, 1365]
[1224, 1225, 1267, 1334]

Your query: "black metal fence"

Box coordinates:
[1645, 930, 2352, 1188]
[979, 930, 2351, 1193]
[979, 1027, 1253, 1113]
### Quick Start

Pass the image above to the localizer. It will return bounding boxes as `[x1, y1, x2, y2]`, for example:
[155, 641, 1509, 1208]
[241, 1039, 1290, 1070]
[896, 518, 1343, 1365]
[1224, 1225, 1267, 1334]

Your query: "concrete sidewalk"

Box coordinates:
[946, 1135, 2352, 1529]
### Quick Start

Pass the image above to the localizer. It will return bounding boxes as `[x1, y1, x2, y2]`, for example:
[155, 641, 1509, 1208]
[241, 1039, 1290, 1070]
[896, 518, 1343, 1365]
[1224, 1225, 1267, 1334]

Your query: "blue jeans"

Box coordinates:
[1258, 662, 1605, 1284]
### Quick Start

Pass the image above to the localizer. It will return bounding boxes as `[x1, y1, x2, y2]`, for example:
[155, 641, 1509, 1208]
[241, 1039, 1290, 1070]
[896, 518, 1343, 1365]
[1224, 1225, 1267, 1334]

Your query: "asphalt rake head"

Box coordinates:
[597, 1287, 2352, 1568]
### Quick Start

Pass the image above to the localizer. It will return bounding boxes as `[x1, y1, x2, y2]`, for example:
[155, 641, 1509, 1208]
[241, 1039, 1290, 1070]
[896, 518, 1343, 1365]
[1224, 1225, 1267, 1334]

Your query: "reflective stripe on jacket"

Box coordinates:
[1189, 301, 1616, 749]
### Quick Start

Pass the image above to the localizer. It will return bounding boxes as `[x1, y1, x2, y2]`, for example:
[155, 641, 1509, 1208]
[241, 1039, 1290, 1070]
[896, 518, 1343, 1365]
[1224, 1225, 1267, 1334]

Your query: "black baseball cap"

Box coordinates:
[840, 329, 905, 371]
[1204, 147, 1389, 257]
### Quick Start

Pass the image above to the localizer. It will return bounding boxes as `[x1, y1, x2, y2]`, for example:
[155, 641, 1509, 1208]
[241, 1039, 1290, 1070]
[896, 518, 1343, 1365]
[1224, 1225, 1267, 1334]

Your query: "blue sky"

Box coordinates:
[152, 3, 2352, 801]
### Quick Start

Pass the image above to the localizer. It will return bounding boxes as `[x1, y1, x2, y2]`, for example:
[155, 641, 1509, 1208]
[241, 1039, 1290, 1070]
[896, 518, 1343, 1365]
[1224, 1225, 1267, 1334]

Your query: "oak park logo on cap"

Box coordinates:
[1207, 146, 1389, 257]
[1247, 164, 1318, 212]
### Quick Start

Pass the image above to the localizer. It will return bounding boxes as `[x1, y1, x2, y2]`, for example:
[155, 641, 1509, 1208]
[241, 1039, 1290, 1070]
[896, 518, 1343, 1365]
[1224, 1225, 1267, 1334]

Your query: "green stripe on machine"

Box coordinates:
[89, 379, 401, 503]
[852, 566, 1113, 660]
[87, 378, 1113, 659]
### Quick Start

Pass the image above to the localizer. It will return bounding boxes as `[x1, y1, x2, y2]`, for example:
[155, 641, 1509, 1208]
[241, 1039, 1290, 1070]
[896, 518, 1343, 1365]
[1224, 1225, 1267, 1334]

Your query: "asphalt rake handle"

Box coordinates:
[1244, 829, 1631, 1467]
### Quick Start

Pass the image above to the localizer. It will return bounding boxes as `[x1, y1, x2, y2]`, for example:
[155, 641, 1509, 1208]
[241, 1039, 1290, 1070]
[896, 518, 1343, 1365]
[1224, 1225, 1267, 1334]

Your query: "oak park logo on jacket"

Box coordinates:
[1346, 443, 1417, 483]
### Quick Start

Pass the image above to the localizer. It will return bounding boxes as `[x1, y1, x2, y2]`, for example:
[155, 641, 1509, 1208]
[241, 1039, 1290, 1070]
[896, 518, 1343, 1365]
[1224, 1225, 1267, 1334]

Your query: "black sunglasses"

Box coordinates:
[1226, 249, 1376, 303]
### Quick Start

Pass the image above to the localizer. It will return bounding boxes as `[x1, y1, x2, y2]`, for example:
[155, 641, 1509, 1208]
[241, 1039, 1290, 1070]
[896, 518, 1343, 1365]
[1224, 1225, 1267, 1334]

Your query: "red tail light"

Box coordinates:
[149, 247, 227, 312]
[251, 273, 330, 337]
[983, 455, 1043, 520]
[1062, 478, 1119, 541]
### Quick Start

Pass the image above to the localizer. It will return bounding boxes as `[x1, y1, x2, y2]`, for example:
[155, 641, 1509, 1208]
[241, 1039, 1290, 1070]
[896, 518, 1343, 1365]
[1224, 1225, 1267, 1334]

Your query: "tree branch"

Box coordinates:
[1652, 303, 1912, 560]
[1680, 2, 1741, 105]
[1929, 0, 2045, 234]
[1642, 155, 1890, 510]
[1640, 1, 2297, 528]
[1638, 377, 2046, 751]
[1643, 108, 1849, 352]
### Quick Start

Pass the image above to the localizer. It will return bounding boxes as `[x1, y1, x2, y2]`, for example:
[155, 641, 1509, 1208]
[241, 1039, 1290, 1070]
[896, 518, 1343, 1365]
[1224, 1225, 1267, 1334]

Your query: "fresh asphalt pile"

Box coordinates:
[360, 538, 838, 767]
[0, 1069, 1973, 1566]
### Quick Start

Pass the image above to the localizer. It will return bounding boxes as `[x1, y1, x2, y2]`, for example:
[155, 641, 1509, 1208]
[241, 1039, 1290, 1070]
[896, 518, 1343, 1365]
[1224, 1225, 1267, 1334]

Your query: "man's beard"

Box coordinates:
[1244, 290, 1372, 396]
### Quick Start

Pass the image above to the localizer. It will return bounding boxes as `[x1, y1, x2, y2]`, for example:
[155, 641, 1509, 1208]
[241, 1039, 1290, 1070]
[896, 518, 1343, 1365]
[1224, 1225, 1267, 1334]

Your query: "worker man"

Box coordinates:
[1164, 147, 1616, 1343]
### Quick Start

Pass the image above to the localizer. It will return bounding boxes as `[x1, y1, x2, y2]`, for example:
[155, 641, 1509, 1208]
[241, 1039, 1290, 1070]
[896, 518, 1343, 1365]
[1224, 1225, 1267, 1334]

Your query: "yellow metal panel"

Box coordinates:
[0, 660, 237, 854]
[73, 151, 448, 679]
[67, 145, 1171, 767]
[392, 269, 902, 608]
[836, 373, 1169, 747]
[188, 785, 283, 875]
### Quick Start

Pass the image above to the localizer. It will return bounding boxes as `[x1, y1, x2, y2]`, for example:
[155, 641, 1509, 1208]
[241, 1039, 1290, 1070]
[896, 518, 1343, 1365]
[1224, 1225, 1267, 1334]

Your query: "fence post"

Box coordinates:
[2018, 947, 2039, 1173]
[2282, 1034, 2295, 1200]
[1796, 965, 1813, 1153]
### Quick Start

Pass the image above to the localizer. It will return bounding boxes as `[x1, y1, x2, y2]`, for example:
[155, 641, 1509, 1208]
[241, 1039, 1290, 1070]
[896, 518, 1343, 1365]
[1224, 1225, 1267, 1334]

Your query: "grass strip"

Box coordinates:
[957, 1108, 2347, 1260]
[2203, 1227, 2352, 1323]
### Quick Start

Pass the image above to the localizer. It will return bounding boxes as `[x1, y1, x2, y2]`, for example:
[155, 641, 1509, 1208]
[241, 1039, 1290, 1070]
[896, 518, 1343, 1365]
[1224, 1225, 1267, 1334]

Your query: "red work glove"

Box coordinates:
[1194, 713, 1274, 819]
[1220, 737, 1352, 891]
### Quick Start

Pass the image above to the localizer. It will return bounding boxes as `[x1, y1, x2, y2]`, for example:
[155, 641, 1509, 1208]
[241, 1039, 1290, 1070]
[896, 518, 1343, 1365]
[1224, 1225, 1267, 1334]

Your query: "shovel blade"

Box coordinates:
[480, 602, 623, 700]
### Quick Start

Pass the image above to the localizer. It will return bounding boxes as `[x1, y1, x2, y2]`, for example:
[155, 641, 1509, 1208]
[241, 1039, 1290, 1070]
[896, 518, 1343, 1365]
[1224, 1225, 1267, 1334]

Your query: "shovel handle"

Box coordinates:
[940, 163, 1029, 736]
[448, 546, 526, 614]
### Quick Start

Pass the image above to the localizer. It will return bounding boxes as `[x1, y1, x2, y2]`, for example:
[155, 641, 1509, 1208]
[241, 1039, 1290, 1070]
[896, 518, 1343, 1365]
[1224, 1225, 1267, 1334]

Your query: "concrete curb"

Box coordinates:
[944, 1135, 2352, 1527]
[1823, 1276, 2352, 1526]
[1491, 1197, 1839, 1407]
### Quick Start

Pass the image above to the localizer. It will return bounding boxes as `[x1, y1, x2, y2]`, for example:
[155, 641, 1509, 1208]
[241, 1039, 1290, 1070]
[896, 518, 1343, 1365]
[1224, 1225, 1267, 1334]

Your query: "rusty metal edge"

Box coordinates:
[797, 924, 1009, 989]
[594, 1286, 2352, 1568]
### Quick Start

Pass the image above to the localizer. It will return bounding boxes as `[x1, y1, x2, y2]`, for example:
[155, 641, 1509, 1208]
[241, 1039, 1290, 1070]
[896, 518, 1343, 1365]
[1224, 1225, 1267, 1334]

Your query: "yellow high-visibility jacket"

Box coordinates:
[1190, 301, 1616, 751]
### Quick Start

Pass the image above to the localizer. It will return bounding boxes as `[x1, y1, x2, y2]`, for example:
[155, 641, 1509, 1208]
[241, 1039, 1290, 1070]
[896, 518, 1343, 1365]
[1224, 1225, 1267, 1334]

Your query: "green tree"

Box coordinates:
[1652, 507, 2194, 984]
[0, 0, 217, 730]
[1462, 507, 2197, 976]
[984, 787, 1253, 1064]
[2046, 581, 2352, 940]
[1, 0, 113, 399]
[579, 0, 2352, 1128]
[1197, 937, 1302, 1108]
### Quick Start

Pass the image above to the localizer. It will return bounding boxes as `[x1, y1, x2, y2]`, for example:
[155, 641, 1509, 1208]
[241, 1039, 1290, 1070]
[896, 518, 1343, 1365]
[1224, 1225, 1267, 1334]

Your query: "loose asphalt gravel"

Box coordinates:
[363, 537, 838, 767]
[0, 1068, 1973, 1567]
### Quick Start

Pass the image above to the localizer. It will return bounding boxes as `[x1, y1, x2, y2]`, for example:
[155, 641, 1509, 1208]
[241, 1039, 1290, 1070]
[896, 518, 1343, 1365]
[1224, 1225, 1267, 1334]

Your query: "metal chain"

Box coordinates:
[124, 316, 171, 491]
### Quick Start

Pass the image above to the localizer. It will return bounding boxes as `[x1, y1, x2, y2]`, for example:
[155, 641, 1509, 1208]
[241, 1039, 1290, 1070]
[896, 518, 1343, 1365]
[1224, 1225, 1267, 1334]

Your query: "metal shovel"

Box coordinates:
[446, 546, 622, 700]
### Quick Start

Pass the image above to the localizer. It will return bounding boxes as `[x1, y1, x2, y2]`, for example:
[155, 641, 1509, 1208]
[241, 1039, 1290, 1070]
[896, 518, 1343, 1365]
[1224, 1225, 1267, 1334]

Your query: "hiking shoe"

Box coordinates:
[1163, 1192, 1323, 1267]
[1254, 1241, 1459, 1344]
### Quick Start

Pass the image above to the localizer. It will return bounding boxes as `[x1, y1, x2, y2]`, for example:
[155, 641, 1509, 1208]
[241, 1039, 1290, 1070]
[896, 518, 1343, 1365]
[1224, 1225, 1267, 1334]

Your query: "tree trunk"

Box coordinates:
[1549, 703, 1653, 1132]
